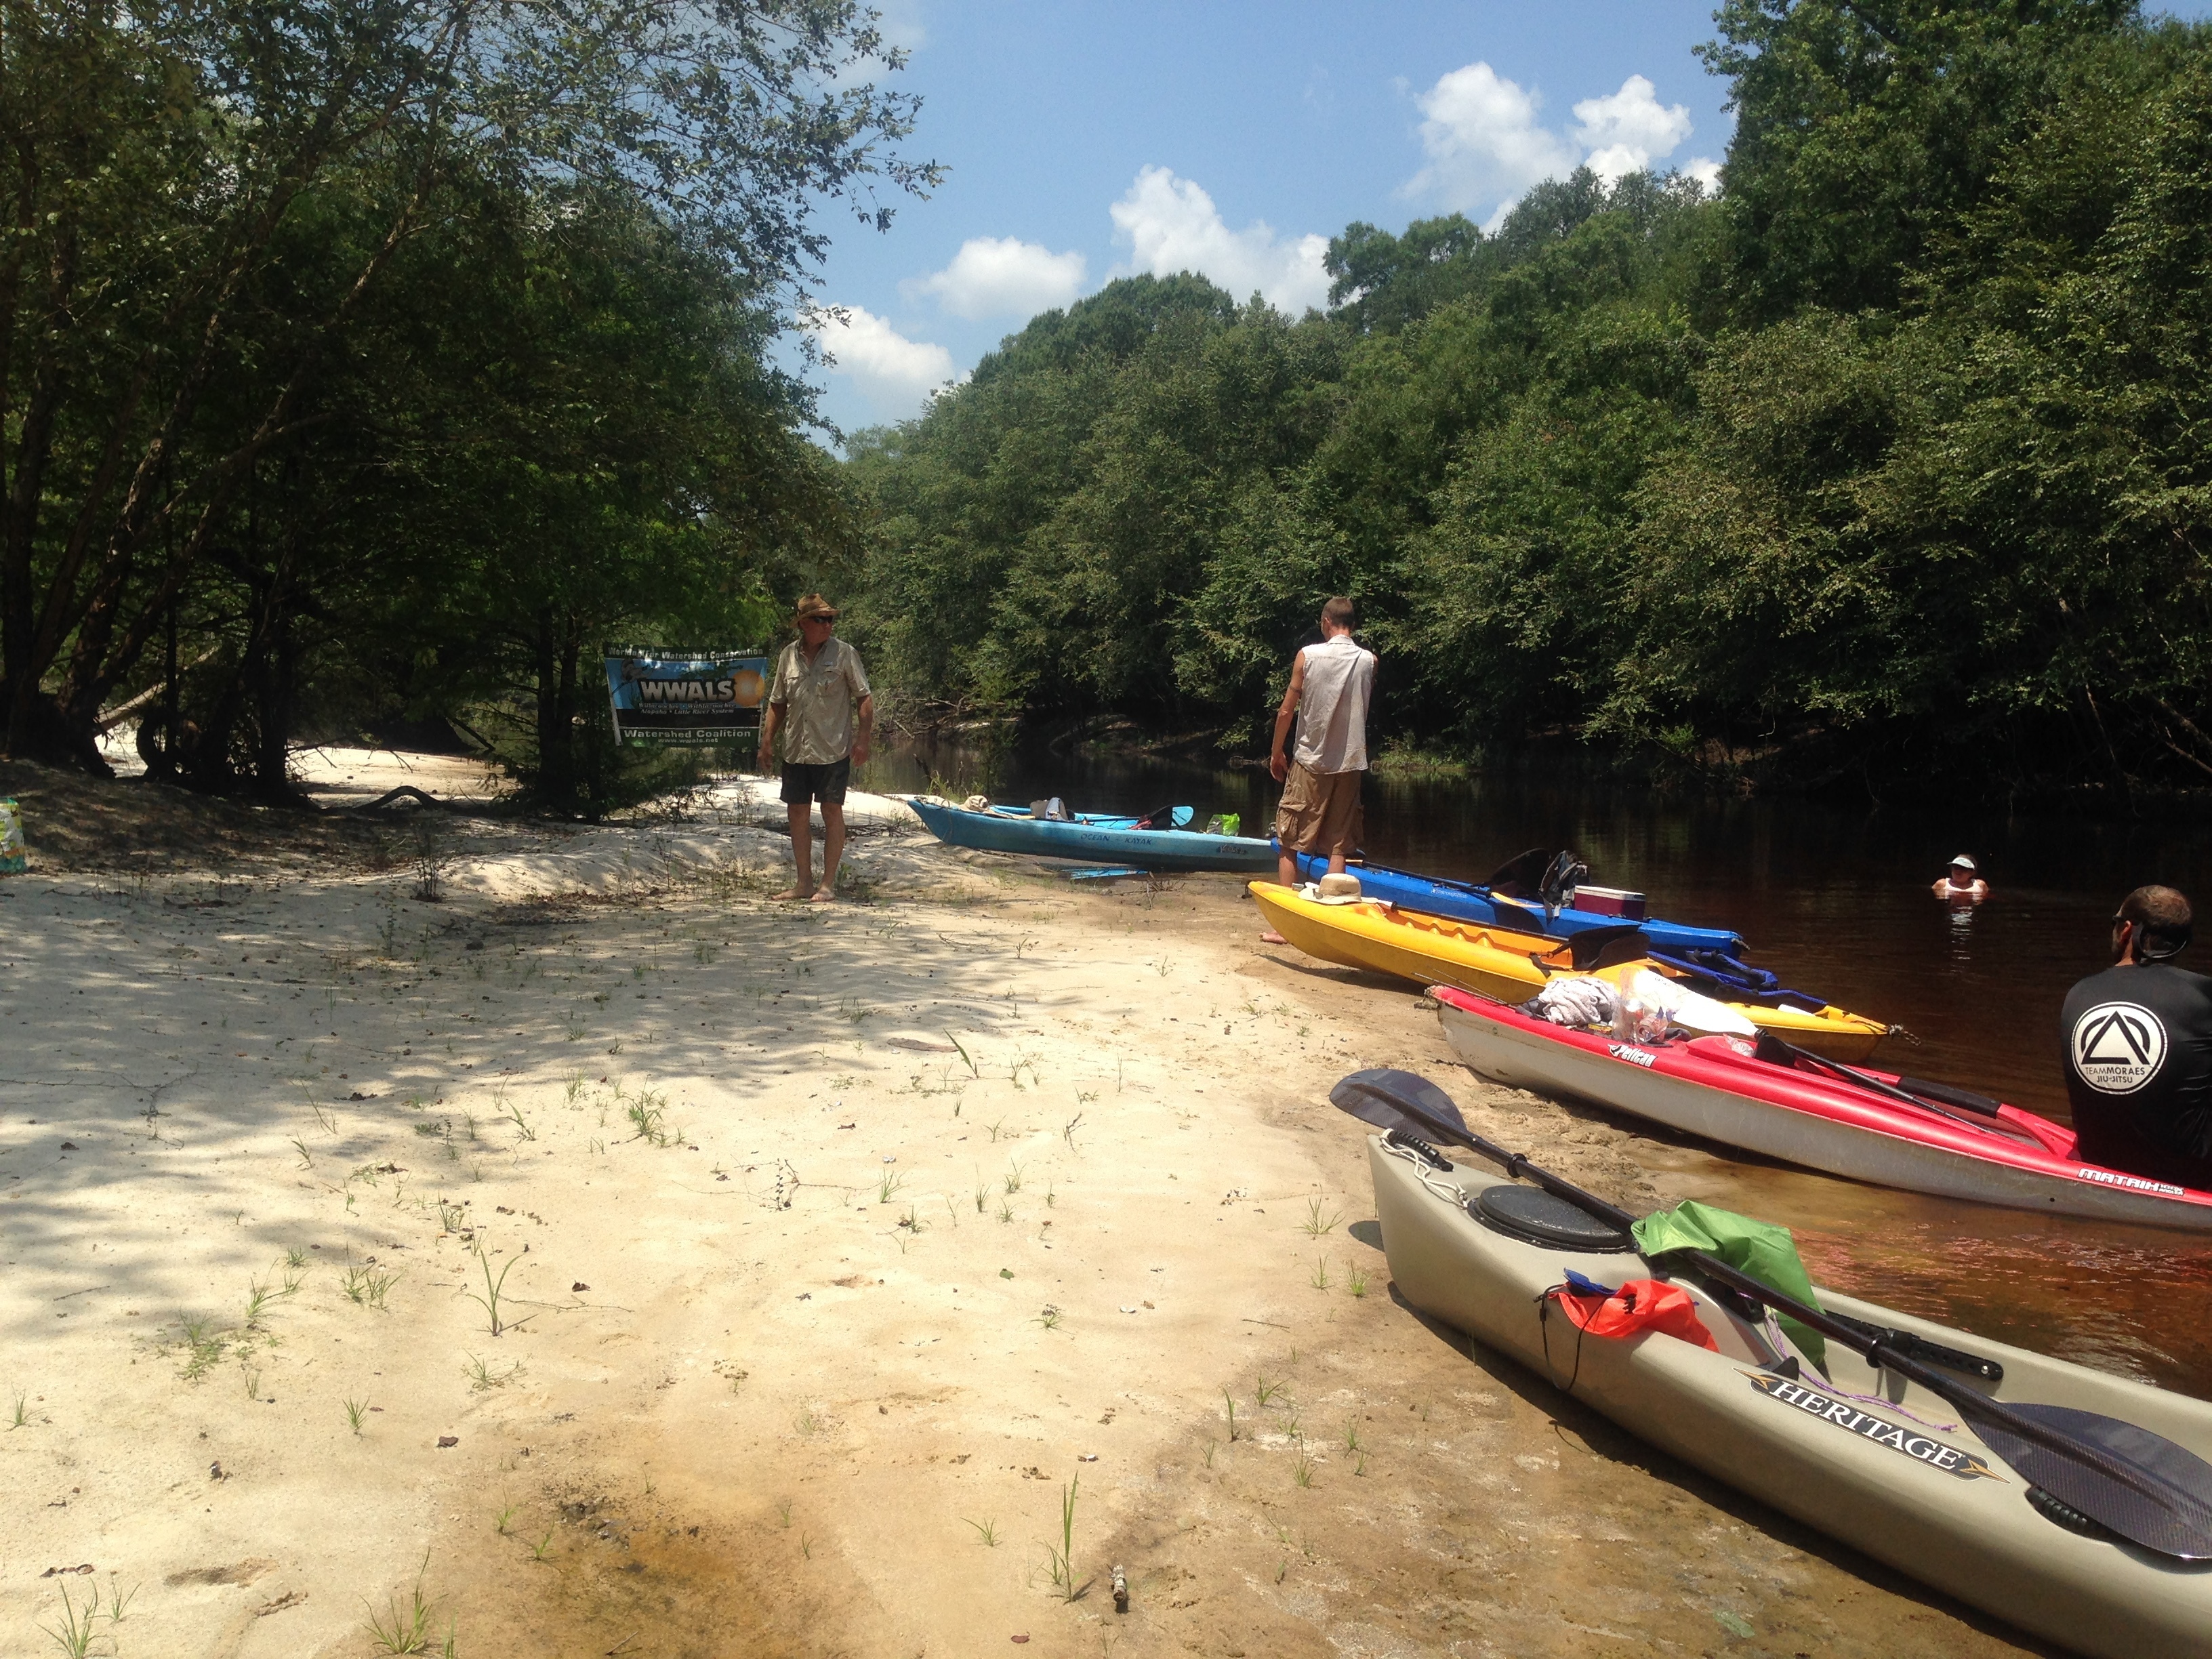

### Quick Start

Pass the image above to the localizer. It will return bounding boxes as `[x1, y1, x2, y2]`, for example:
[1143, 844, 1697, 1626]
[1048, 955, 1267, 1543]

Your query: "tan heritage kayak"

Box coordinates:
[1251, 880, 1892, 1061]
[1365, 1134, 2212, 1658]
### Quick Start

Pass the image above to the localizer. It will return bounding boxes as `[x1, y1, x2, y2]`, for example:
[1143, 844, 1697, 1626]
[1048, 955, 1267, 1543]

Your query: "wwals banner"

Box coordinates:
[604, 651, 768, 747]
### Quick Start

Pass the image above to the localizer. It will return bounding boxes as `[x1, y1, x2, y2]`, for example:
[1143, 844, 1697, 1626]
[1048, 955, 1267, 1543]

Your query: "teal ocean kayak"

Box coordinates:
[907, 797, 1276, 873]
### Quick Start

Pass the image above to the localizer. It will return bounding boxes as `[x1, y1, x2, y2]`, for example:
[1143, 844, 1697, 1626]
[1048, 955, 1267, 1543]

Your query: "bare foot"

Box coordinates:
[772, 886, 814, 902]
[1259, 930, 1288, 945]
[808, 888, 838, 904]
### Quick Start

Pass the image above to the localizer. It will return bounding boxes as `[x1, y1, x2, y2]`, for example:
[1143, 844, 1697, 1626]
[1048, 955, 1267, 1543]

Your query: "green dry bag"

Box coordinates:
[1631, 1199, 1826, 1370]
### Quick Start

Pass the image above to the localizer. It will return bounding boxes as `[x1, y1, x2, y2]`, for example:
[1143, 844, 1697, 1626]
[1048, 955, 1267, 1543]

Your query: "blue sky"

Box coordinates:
[798, 1, 2212, 439]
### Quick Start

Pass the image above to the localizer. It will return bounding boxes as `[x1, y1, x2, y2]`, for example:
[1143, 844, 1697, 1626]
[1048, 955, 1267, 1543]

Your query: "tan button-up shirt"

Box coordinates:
[768, 636, 871, 765]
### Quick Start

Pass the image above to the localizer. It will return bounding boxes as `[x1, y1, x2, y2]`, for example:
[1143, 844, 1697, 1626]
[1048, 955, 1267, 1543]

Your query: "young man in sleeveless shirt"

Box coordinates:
[2060, 884, 2212, 1189]
[1261, 596, 1376, 943]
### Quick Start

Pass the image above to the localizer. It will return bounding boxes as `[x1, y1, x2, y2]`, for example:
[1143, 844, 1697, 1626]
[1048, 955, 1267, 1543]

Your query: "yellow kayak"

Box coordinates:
[1250, 882, 1890, 1062]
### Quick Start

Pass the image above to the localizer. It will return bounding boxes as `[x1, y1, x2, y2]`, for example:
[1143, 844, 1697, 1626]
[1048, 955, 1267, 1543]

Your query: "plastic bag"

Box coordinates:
[1523, 975, 1617, 1029]
[1633, 1199, 1826, 1368]
[0, 797, 22, 875]
[1623, 966, 1757, 1037]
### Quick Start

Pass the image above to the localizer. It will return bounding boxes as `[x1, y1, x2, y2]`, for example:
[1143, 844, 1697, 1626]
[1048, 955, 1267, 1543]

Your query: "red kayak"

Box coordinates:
[1432, 985, 2212, 1231]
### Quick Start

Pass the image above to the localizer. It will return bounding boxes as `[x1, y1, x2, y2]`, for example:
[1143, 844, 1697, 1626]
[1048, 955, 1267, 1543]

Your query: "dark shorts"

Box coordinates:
[780, 758, 851, 806]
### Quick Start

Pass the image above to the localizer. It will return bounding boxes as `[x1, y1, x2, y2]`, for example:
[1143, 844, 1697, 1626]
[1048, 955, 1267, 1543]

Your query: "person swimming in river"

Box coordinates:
[1931, 854, 1988, 901]
[2061, 884, 2212, 1191]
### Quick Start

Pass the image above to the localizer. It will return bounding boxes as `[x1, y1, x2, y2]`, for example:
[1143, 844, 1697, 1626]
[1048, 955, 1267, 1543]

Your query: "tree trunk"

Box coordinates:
[534, 606, 573, 806]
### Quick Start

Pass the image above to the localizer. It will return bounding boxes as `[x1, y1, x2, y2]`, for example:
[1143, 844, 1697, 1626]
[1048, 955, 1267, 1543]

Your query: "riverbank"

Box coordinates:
[2, 762, 2056, 1656]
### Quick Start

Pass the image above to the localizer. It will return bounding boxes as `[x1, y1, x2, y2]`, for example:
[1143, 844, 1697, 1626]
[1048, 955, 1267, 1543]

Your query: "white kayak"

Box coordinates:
[1366, 1132, 2212, 1658]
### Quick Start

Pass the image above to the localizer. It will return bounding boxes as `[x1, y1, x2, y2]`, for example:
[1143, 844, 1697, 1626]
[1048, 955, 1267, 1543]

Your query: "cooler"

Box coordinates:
[1568, 884, 1647, 921]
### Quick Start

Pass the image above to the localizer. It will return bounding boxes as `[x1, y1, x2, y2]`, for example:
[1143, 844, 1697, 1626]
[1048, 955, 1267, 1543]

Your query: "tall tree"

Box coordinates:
[1, 0, 935, 769]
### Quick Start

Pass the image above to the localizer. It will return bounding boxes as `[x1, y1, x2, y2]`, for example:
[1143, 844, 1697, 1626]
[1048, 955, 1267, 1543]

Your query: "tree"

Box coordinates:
[1, 0, 935, 771]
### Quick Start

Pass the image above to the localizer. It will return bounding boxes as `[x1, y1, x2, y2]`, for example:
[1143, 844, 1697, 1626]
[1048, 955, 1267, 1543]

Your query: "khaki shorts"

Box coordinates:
[1273, 762, 1364, 858]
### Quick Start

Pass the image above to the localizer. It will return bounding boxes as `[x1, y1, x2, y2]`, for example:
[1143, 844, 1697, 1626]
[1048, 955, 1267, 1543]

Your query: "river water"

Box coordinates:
[857, 737, 2212, 1395]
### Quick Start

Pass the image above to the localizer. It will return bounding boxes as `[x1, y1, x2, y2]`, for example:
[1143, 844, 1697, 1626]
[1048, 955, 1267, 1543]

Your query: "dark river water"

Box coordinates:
[856, 737, 2212, 1395]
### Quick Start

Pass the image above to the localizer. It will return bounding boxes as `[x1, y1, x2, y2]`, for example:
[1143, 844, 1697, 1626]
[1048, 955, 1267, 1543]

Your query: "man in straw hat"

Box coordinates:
[758, 594, 874, 902]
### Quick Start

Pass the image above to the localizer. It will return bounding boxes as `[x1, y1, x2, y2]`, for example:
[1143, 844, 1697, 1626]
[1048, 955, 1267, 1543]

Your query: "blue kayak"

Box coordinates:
[1283, 848, 1774, 983]
[911, 798, 1278, 873]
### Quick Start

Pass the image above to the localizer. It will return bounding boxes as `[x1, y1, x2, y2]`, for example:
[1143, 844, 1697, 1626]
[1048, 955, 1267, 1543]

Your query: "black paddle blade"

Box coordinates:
[1971, 1401, 2212, 1559]
[1561, 924, 1647, 972]
[1330, 1069, 1471, 1141]
[1483, 848, 1555, 897]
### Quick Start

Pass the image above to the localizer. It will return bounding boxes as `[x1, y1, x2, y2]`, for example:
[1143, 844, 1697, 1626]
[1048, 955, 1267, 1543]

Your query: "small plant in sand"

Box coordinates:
[1042, 1475, 1082, 1601]
[896, 1204, 925, 1235]
[529, 1532, 555, 1563]
[876, 1169, 904, 1204]
[1255, 1374, 1284, 1408]
[1301, 1196, 1343, 1238]
[947, 1031, 978, 1077]
[1062, 1111, 1084, 1151]
[626, 1091, 671, 1147]
[291, 1136, 314, 1168]
[996, 1199, 1015, 1225]
[1310, 1256, 1332, 1291]
[39, 1580, 98, 1658]
[495, 1502, 516, 1535]
[1347, 1263, 1368, 1298]
[1002, 1162, 1024, 1195]
[346, 1396, 370, 1435]
[176, 1313, 228, 1380]
[775, 1498, 794, 1528]
[1037, 1305, 1062, 1331]
[245, 1268, 295, 1326]
[965, 1517, 1000, 1546]
[342, 1265, 400, 1309]
[101, 1580, 137, 1624]
[464, 1353, 524, 1391]
[465, 1248, 520, 1336]
[1294, 1449, 1315, 1488]
[10, 1391, 30, 1430]
[500, 1093, 535, 1143]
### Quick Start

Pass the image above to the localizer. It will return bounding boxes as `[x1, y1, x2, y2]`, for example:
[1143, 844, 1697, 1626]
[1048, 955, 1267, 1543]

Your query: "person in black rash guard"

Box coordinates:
[2060, 884, 2212, 1190]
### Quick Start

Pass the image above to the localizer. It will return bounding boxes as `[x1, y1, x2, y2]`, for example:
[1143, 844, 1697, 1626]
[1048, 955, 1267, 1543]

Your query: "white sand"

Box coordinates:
[0, 773, 2046, 1657]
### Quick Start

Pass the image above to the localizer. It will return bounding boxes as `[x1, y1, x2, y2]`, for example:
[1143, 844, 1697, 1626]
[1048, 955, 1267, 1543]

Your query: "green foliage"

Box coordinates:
[844, 8, 2212, 800]
[1, 1, 935, 802]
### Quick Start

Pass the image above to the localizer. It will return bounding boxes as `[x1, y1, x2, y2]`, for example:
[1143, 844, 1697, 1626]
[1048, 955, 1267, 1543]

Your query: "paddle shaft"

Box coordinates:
[1765, 1036, 2046, 1146]
[1359, 1084, 2200, 1517]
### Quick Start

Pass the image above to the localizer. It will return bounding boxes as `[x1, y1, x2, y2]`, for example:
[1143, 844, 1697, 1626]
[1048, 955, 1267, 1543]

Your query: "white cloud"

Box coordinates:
[1108, 166, 1330, 313]
[1406, 63, 1706, 220]
[1685, 156, 1723, 195]
[1406, 62, 1576, 217]
[804, 304, 957, 410]
[1571, 75, 1694, 184]
[907, 236, 1087, 319]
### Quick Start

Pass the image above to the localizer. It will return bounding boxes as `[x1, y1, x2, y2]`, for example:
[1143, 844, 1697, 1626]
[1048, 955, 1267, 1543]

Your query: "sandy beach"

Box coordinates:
[0, 760, 2054, 1658]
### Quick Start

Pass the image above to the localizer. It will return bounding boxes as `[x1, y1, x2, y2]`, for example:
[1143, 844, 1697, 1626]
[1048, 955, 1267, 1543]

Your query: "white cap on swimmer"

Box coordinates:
[1949, 854, 1977, 871]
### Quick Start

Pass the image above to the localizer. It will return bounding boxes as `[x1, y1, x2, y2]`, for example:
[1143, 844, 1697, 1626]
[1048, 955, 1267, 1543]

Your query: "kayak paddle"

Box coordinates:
[1750, 1031, 2047, 1147]
[1330, 1067, 2212, 1559]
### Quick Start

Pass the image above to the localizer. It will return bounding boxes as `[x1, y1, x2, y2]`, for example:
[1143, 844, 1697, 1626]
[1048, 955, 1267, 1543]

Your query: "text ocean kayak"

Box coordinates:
[1432, 985, 2212, 1230]
[1285, 847, 1748, 961]
[1364, 1134, 2212, 1656]
[1251, 882, 1891, 1061]
[908, 796, 1277, 873]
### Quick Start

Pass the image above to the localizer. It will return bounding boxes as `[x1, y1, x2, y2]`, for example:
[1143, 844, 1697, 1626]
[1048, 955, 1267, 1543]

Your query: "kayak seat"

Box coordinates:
[1469, 1185, 1635, 1253]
